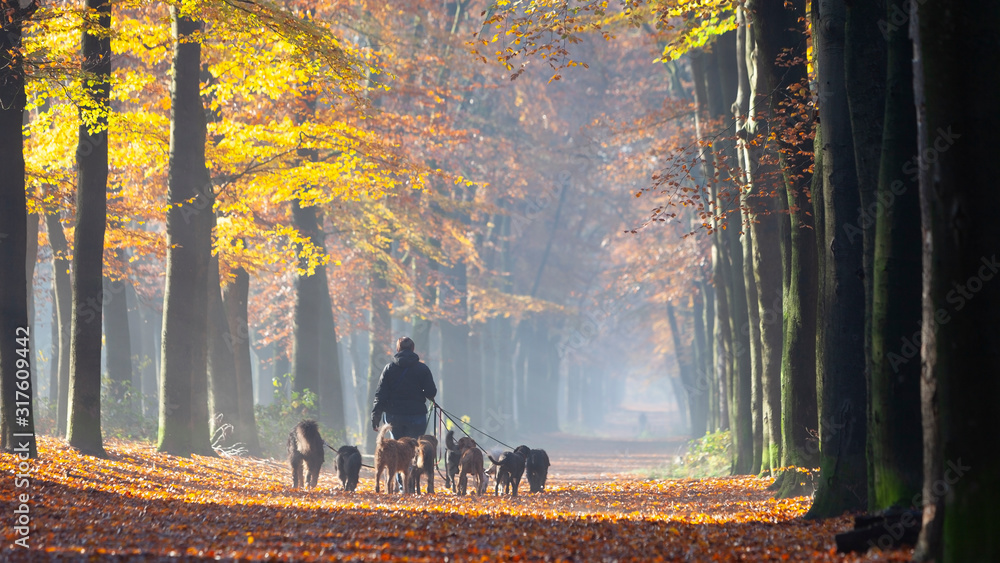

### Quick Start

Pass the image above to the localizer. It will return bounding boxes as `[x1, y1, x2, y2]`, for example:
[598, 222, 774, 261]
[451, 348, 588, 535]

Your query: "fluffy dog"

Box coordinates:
[487, 451, 526, 496]
[457, 441, 487, 496]
[287, 420, 324, 489]
[514, 445, 550, 493]
[333, 445, 361, 492]
[375, 424, 416, 494]
[408, 435, 438, 494]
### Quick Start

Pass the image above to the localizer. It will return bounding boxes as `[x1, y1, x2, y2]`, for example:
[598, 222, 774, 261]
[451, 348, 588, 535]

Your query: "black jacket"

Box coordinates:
[371, 350, 437, 416]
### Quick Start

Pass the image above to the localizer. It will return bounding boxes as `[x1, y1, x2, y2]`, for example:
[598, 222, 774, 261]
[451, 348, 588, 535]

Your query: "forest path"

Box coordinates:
[0, 436, 912, 562]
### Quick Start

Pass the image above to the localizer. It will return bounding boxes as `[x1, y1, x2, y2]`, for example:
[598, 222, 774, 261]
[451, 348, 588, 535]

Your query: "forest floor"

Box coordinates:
[1, 425, 914, 562]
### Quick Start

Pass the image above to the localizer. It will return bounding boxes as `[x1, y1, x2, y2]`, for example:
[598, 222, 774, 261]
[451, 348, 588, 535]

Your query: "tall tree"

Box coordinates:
[44, 211, 72, 436]
[66, 0, 112, 458]
[808, 0, 868, 517]
[912, 1, 1000, 560]
[867, 0, 922, 513]
[222, 265, 261, 455]
[0, 0, 37, 456]
[158, 5, 215, 457]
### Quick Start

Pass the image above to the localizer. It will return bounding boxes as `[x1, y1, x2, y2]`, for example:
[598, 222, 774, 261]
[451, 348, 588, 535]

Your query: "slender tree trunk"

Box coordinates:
[807, 0, 868, 517]
[0, 0, 36, 455]
[844, 0, 887, 509]
[66, 0, 111, 458]
[912, 1, 1000, 559]
[291, 203, 322, 413]
[868, 0, 922, 513]
[223, 266, 261, 455]
[318, 275, 345, 436]
[104, 267, 133, 402]
[668, 302, 706, 437]
[440, 260, 472, 419]
[45, 213, 72, 436]
[207, 253, 239, 440]
[158, 8, 215, 457]
[365, 253, 391, 454]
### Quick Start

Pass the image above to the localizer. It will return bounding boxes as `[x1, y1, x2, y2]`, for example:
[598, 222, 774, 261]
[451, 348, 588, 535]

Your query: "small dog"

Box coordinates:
[487, 451, 525, 496]
[444, 430, 462, 491]
[333, 445, 362, 492]
[408, 434, 438, 494]
[375, 424, 417, 494]
[514, 445, 550, 493]
[288, 420, 324, 489]
[456, 440, 487, 496]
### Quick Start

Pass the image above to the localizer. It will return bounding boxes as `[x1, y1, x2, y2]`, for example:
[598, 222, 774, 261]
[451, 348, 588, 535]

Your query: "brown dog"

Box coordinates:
[457, 442, 487, 496]
[407, 434, 438, 494]
[374, 425, 416, 494]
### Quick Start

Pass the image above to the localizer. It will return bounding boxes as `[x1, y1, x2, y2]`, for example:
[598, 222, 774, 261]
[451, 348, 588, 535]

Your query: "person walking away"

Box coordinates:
[371, 336, 437, 439]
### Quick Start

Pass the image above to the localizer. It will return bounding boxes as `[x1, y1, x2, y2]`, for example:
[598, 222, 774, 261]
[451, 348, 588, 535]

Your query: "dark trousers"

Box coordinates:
[384, 413, 427, 439]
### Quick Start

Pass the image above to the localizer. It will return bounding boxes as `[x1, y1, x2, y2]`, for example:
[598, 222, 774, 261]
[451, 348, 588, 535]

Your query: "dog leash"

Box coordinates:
[324, 441, 375, 470]
[430, 399, 517, 452]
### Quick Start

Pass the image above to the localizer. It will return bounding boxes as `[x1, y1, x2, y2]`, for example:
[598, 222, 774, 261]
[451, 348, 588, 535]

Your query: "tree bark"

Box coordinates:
[45, 212, 72, 436]
[66, 0, 111, 458]
[807, 0, 868, 517]
[0, 0, 36, 455]
[868, 0, 922, 513]
[365, 250, 392, 454]
[912, 1, 1000, 560]
[223, 265, 261, 455]
[158, 7, 215, 457]
[207, 253, 239, 440]
[104, 266, 133, 402]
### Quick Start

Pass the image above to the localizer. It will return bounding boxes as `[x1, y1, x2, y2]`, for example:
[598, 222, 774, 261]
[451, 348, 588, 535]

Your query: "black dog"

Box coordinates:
[288, 420, 324, 488]
[444, 430, 462, 492]
[514, 445, 550, 493]
[333, 445, 362, 492]
[487, 451, 525, 496]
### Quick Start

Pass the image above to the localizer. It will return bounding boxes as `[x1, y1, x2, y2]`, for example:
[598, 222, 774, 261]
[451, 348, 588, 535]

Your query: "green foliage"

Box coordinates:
[254, 387, 323, 459]
[641, 430, 732, 479]
[101, 377, 157, 441]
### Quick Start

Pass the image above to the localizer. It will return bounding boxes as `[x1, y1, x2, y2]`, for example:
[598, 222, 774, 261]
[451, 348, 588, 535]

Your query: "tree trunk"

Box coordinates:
[0, 0, 35, 456]
[440, 259, 472, 420]
[318, 274, 345, 437]
[207, 253, 239, 440]
[158, 7, 215, 457]
[365, 253, 392, 454]
[45, 212, 72, 437]
[291, 203, 322, 413]
[912, 1, 1000, 560]
[807, 0, 868, 517]
[66, 0, 111, 458]
[223, 265, 261, 455]
[867, 0, 922, 513]
[667, 302, 705, 437]
[104, 267, 133, 402]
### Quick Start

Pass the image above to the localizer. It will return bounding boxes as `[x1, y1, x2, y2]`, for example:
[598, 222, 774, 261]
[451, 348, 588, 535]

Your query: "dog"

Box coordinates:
[407, 434, 438, 494]
[455, 439, 487, 496]
[374, 424, 416, 494]
[287, 420, 324, 489]
[487, 451, 525, 496]
[514, 445, 550, 493]
[333, 445, 361, 492]
[444, 430, 462, 491]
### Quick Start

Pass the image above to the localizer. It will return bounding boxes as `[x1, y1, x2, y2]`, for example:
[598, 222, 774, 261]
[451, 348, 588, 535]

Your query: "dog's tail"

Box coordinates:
[377, 423, 393, 446]
[487, 453, 501, 465]
[445, 429, 457, 451]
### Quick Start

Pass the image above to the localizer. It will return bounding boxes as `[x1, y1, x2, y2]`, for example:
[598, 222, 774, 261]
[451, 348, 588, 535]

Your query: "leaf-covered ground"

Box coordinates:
[2, 436, 912, 561]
